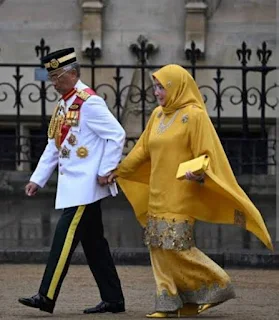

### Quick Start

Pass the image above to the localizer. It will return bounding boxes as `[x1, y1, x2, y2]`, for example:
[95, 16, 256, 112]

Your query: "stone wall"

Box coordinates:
[0, 0, 276, 117]
[0, 1, 277, 171]
[0, 0, 82, 63]
[0, 0, 275, 64]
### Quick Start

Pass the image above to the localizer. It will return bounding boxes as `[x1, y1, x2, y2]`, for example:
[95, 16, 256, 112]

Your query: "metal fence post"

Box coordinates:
[130, 35, 157, 130]
[35, 38, 50, 136]
[85, 39, 101, 90]
[185, 41, 201, 80]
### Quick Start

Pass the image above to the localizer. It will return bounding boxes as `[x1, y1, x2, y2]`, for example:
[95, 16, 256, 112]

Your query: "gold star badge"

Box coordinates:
[77, 146, 88, 158]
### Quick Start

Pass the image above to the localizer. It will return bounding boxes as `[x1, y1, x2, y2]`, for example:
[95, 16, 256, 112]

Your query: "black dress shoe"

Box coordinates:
[18, 293, 55, 314]
[83, 301, 125, 314]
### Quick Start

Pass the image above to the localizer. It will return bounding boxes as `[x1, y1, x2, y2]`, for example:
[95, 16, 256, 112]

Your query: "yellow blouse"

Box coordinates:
[116, 105, 273, 250]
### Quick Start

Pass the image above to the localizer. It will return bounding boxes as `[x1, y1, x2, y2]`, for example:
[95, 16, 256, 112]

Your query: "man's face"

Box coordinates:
[48, 68, 77, 95]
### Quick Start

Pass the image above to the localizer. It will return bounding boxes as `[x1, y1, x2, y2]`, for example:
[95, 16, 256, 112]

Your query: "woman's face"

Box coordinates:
[153, 78, 167, 106]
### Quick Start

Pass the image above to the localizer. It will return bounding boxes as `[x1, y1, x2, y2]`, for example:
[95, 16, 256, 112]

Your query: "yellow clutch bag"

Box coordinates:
[176, 155, 210, 180]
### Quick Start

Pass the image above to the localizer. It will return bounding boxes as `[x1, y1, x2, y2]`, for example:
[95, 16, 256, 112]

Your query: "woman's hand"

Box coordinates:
[185, 171, 205, 182]
[107, 171, 118, 184]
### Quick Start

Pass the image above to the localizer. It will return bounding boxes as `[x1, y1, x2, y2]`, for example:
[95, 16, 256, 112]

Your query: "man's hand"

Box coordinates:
[97, 175, 109, 186]
[185, 171, 205, 182]
[98, 171, 118, 186]
[25, 182, 39, 196]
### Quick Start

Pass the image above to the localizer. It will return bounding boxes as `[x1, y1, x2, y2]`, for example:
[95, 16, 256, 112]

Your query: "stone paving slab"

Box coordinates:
[0, 265, 278, 320]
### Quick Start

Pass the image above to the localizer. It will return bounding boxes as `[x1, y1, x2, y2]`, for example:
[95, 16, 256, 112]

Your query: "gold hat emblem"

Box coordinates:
[77, 146, 88, 158]
[50, 59, 59, 69]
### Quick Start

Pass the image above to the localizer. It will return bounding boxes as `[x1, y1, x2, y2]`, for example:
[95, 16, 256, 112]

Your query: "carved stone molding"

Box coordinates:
[79, 0, 103, 54]
[184, 0, 208, 58]
[205, 0, 221, 18]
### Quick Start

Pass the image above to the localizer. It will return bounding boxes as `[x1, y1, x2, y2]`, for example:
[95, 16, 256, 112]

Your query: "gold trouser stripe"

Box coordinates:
[47, 205, 86, 300]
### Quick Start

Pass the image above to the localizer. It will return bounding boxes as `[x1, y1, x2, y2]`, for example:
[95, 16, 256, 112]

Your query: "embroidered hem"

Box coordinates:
[155, 283, 236, 312]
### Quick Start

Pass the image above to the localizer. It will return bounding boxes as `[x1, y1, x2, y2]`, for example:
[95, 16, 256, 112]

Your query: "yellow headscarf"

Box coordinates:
[153, 64, 206, 114]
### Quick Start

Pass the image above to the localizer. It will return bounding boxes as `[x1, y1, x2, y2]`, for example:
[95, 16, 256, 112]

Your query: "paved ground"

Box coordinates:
[0, 265, 278, 320]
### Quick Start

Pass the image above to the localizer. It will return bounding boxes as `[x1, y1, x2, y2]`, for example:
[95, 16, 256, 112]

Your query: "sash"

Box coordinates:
[59, 88, 96, 146]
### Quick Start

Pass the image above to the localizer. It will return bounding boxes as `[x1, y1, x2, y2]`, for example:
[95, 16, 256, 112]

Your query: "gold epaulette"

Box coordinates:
[76, 89, 91, 101]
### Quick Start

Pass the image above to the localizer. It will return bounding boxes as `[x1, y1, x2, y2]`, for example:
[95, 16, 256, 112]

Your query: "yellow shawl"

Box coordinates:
[116, 64, 273, 250]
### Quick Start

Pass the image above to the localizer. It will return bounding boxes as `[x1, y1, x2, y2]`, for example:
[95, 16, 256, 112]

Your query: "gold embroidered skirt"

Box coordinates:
[144, 216, 236, 313]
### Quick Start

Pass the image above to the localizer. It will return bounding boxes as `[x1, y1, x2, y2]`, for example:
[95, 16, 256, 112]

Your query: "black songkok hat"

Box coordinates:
[42, 48, 77, 72]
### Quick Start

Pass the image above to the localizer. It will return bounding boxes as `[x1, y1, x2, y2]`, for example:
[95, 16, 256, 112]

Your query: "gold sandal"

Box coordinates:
[146, 311, 185, 318]
[146, 306, 198, 318]
[197, 302, 220, 314]
[146, 312, 169, 318]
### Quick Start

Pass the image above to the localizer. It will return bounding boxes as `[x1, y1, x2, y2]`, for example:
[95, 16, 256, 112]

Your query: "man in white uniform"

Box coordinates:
[18, 48, 125, 315]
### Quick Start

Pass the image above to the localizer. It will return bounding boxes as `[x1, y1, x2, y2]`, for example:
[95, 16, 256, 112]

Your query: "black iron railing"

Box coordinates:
[0, 38, 278, 174]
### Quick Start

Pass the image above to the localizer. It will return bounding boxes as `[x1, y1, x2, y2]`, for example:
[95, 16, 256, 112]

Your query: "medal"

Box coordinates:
[76, 146, 88, 158]
[60, 145, 71, 158]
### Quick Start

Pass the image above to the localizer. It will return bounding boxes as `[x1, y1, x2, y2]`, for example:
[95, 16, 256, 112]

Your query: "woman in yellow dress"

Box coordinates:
[109, 64, 273, 318]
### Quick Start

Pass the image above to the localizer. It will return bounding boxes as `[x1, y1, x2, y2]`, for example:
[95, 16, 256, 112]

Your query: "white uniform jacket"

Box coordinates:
[30, 80, 126, 209]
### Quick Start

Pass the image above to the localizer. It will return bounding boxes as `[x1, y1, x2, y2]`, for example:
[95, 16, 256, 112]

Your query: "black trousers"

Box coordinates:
[39, 200, 124, 304]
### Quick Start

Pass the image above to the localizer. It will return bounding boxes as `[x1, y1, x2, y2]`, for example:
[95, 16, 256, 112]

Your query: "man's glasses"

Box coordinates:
[48, 69, 69, 82]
